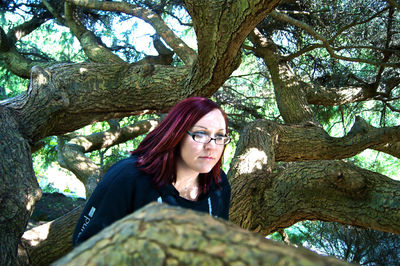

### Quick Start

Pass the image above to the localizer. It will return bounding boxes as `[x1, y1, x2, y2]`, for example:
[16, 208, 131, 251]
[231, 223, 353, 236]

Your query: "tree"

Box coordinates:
[292, 221, 400, 265]
[0, 0, 399, 265]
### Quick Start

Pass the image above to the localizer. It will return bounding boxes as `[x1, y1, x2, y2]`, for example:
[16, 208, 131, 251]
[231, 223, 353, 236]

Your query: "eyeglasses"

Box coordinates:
[187, 131, 231, 145]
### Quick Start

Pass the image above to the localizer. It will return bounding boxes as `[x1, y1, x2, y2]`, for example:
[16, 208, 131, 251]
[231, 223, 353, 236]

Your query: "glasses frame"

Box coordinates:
[187, 131, 231, 145]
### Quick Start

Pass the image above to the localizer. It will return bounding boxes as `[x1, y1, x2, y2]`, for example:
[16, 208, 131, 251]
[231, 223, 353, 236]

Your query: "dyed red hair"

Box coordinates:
[132, 97, 229, 193]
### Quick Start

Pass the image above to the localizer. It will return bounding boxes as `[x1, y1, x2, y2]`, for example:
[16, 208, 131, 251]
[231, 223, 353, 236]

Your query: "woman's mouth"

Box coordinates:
[199, 156, 215, 160]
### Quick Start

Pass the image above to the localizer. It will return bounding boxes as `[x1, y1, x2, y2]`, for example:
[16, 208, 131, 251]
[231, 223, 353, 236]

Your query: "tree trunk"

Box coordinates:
[54, 203, 348, 265]
[0, 106, 41, 265]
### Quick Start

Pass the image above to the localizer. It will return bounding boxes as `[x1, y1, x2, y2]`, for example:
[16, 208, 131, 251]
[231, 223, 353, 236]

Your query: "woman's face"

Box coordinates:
[177, 109, 227, 176]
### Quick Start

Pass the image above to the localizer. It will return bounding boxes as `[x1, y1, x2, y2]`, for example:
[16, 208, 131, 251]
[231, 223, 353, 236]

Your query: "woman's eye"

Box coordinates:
[194, 131, 207, 136]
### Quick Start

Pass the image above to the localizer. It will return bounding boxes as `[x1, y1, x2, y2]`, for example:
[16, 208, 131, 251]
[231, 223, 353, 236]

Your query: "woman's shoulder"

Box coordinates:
[99, 155, 149, 187]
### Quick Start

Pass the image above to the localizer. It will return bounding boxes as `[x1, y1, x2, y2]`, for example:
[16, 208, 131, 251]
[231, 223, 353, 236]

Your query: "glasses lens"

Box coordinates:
[194, 134, 209, 143]
[216, 137, 230, 145]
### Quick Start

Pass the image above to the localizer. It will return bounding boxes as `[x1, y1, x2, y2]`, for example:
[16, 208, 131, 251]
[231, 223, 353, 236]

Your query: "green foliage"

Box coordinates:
[291, 221, 400, 265]
[0, 65, 29, 99]
[32, 137, 58, 171]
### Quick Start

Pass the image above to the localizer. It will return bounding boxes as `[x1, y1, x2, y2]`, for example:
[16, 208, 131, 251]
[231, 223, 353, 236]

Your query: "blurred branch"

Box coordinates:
[387, 0, 400, 9]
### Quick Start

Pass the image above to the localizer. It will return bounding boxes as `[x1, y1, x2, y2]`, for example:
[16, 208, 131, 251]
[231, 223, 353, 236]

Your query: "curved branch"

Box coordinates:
[229, 119, 400, 235]
[57, 137, 101, 198]
[64, 2, 125, 63]
[248, 28, 318, 124]
[230, 159, 400, 236]
[70, 119, 158, 153]
[0, 22, 55, 78]
[7, 15, 51, 45]
[65, 0, 197, 65]
[1, 63, 190, 143]
[57, 119, 159, 197]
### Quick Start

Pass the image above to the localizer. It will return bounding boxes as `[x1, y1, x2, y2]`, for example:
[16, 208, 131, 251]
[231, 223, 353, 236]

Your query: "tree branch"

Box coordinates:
[70, 119, 158, 153]
[1, 63, 190, 143]
[183, 0, 281, 95]
[7, 15, 50, 45]
[269, 10, 400, 68]
[20, 205, 83, 265]
[53, 203, 347, 265]
[57, 119, 159, 197]
[0, 24, 55, 78]
[306, 85, 378, 106]
[64, 2, 125, 63]
[229, 137, 400, 236]
[65, 0, 197, 65]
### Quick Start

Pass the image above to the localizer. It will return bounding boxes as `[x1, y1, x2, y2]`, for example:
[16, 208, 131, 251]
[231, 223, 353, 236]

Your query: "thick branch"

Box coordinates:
[0, 107, 42, 265]
[306, 85, 378, 106]
[183, 0, 281, 95]
[229, 119, 400, 235]
[54, 203, 347, 265]
[246, 118, 400, 162]
[230, 159, 400, 236]
[20, 205, 83, 265]
[248, 28, 318, 124]
[66, 0, 197, 65]
[64, 2, 125, 63]
[1, 63, 190, 143]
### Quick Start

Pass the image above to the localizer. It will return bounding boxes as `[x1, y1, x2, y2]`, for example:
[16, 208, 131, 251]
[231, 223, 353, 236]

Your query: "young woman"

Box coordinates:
[73, 97, 231, 246]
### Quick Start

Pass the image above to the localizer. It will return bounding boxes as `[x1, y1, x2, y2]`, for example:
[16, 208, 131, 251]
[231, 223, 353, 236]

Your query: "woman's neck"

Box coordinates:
[174, 165, 199, 201]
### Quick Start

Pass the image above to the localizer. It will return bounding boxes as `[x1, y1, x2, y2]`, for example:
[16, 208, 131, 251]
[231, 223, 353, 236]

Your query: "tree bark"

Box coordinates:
[229, 121, 400, 236]
[57, 119, 159, 197]
[0, 106, 41, 266]
[2, 64, 190, 143]
[53, 203, 348, 265]
[20, 205, 83, 266]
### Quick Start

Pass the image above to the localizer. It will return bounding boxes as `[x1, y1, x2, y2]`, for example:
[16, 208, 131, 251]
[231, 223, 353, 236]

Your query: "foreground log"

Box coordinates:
[54, 203, 347, 265]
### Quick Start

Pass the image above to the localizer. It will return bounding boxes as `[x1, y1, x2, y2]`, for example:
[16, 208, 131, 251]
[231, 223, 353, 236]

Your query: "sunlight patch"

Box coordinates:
[23, 222, 51, 246]
[238, 148, 269, 175]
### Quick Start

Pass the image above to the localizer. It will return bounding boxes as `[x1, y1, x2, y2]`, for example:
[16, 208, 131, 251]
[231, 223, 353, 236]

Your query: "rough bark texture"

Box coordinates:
[228, 121, 400, 236]
[2, 64, 190, 143]
[0, 106, 41, 265]
[20, 205, 83, 266]
[54, 203, 348, 266]
[1, 0, 399, 264]
[57, 119, 159, 197]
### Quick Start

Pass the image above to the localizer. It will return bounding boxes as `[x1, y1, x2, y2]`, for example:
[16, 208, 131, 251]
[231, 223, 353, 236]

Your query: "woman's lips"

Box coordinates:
[199, 156, 215, 160]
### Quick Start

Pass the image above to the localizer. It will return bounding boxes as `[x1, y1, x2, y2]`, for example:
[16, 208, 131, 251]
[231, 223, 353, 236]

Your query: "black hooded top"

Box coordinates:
[72, 155, 231, 246]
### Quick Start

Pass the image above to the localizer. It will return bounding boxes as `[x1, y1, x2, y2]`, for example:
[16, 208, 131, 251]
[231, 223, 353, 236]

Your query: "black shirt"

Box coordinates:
[72, 155, 231, 246]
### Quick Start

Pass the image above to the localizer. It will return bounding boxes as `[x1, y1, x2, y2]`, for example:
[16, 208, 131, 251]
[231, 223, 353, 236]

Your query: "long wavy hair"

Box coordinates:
[131, 97, 229, 193]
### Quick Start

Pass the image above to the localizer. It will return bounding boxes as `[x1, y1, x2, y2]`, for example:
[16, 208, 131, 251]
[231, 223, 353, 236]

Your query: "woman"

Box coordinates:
[72, 97, 231, 246]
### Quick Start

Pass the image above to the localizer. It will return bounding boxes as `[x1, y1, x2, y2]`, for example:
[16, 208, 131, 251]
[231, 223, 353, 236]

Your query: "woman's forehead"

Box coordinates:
[192, 109, 226, 130]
